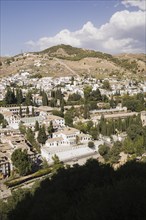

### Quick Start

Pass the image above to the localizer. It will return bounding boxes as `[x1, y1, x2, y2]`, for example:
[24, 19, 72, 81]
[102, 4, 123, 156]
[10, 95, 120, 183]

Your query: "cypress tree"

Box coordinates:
[16, 89, 23, 104]
[42, 91, 48, 106]
[37, 125, 47, 145]
[25, 91, 32, 106]
[26, 106, 29, 116]
[4, 87, 16, 104]
[35, 120, 39, 131]
[48, 121, 54, 138]
[32, 107, 35, 116]
[19, 106, 22, 117]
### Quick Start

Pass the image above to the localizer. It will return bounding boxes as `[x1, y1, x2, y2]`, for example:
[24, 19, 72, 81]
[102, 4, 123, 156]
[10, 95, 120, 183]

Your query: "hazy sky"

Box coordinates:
[1, 0, 146, 56]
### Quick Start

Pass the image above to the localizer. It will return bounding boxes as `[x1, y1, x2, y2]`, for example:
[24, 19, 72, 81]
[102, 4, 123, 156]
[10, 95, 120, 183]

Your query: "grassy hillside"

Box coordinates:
[38, 44, 113, 61]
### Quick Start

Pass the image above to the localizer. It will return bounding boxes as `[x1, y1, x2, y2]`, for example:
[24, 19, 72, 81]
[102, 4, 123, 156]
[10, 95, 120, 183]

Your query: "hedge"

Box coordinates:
[5, 168, 51, 188]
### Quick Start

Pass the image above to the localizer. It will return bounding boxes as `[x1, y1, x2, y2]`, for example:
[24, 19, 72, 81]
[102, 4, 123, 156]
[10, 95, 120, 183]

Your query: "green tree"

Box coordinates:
[0, 113, 4, 124]
[19, 122, 26, 134]
[19, 106, 22, 117]
[102, 80, 111, 90]
[32, 107, 35, 116]
[16, 88, 23, 104]
[64, 111, 73, 127]
[52, 110, 64, 117]
[134, 136, 144, 156]
[50, 98, 57, 107]
[11, 149, 32, 176]
[35, 120, 39, 131]
[123, 137, 135, 154]
[48, 121, 54, 138]
[25, 91, 32, 106]
[42, 91, 48, 106]
[26, 106, 29, 116]
[89, 126, 99, 140]
[122, 95, 144, 112]
[127, 124, 143, 141]
[26, 127, 40, 152]
[68, 93, 82, 102]
[60, 98, 65, 114]
[4, 87, 16, 104]
[98, 144, 110, 156]
[86, 120, 93, 132]
[143, 126, 146, 148]
[37, 125, 47, 145]
[52, 154, 64, 171]
[90, 88, 102, 101]
[2, 119, 8, 128]
[84, 85, 92, 100]
[110, 96, 116, 108]
[84, 104, 90, 119]
[109, 141, 121, 164]
[71, 76, 74, 85]
[88, 141, 94, 148]
[26, 128, 35, 144]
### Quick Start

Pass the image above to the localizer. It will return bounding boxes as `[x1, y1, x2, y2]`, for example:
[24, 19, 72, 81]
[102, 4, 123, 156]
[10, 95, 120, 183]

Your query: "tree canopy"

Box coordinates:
[1, 160, 146, 220]
[11, 149, 32, 176]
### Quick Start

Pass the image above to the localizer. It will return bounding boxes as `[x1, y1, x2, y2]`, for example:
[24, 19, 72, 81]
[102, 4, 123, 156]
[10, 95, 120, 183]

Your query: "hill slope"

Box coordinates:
[0, 45, 146, 79]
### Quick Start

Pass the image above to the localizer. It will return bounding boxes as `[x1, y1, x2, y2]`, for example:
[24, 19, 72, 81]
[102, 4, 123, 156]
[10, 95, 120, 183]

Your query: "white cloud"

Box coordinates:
[26, 8, 146, 54]
[104, 37, 133, 50]
[122, 0, 146, 11]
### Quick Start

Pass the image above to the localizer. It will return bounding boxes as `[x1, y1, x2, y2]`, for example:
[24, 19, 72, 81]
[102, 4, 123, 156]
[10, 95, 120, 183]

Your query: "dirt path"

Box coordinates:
[54, 58, 78, 76]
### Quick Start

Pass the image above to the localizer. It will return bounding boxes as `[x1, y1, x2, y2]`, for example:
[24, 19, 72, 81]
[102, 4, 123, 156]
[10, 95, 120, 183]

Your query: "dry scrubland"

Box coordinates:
[0, 44, 146, 80]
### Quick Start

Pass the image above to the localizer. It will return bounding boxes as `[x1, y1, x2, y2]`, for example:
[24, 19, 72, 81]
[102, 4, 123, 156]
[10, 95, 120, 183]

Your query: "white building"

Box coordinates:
[41, 145, 95, 164]
[43, 115, 65, 129]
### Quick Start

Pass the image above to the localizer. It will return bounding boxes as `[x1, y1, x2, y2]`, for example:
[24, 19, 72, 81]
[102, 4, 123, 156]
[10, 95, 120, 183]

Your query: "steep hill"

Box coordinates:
[0, 45, 146, 79]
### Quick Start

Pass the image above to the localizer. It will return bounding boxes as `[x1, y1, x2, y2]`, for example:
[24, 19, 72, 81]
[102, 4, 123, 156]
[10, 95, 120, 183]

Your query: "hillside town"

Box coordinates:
[0, 69, 146, 186]
[1, 0, 146, 218]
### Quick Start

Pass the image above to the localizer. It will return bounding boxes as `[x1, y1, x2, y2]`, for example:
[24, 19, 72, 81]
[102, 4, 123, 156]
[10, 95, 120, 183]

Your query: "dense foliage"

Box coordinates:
[122, 93, 145, 112]
[1, 160, 146, 220]
[11, 149, 32, 176]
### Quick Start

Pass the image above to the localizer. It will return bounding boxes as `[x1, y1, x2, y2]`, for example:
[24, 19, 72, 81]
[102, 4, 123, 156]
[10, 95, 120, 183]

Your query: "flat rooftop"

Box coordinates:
[42, 145, 95, 162]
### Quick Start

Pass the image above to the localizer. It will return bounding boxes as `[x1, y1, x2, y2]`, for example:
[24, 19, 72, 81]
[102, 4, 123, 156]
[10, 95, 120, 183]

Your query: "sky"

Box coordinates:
[0, 0, 146, 56]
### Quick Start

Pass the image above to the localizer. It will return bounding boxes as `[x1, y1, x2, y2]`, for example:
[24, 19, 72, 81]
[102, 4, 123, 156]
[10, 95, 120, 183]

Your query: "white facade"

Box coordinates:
[45, 127, 92, 148]
[43, 115, 65, 129]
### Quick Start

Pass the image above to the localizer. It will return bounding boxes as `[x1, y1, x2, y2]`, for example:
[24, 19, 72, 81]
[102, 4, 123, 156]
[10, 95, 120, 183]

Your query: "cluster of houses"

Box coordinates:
[0, 104, 96, 177]
[0, 72, 146, 102]
[0, 72, 146, 178]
